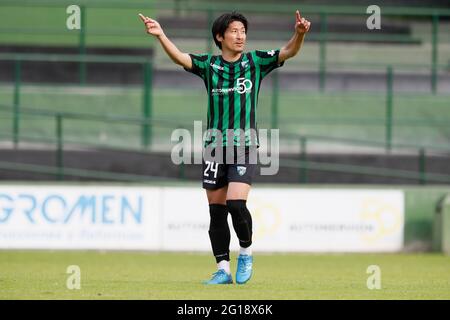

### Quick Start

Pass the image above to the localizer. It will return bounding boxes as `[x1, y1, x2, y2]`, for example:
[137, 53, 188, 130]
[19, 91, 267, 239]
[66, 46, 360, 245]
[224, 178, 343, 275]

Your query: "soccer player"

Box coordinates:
[139, 11, 310, 284]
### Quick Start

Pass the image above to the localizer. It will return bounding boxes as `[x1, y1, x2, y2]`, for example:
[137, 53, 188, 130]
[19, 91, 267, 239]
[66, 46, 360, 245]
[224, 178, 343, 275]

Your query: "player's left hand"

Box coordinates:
[295, 10, 311, 34]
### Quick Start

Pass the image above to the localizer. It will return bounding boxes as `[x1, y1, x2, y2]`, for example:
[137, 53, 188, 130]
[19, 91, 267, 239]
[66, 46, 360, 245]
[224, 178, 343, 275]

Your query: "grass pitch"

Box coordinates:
[1, 251, 449, 300]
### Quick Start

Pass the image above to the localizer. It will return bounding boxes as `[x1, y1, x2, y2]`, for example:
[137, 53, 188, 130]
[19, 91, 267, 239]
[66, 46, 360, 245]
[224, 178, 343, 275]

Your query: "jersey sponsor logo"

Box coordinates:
[210, 63, 224, 71]
[211, 88, 235, 94]
[237, 166, 247, 176]
[211, 77, 253, 95]
[236, 77, 252, 94]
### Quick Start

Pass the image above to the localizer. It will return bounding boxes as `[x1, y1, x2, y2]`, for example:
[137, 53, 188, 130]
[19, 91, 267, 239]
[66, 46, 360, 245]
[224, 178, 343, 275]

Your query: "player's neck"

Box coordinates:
[220, 49, 242, 63]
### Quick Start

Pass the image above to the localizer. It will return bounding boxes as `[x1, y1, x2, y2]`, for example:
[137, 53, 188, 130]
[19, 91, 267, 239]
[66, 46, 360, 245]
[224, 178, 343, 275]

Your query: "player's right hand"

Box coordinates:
[138, 13, 164, 37]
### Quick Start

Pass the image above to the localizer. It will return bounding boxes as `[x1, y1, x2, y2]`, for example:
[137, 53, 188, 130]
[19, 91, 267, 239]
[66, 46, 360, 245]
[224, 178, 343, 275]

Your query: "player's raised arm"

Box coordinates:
[278, 10, 311, 64]
[138, 13, 192, 70]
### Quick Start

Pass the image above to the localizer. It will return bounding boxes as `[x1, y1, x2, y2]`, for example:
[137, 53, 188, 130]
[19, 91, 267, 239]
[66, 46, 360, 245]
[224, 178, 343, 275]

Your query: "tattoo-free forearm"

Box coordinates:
[279, 32, 305, 63]
[157, 33, 192, 69]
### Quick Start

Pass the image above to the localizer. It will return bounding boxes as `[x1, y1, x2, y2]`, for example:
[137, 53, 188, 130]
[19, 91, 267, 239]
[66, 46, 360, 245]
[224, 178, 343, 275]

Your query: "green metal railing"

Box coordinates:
[1, 53, 154, 149]
[386, 66, 393, 151]
[284, 133, 450, 184]
[0, 160, 183, 183]
[1, 1, 449, 93]
[1, 104, 449, 184]
[2, 53, 449, 154]
[171, 3, 448, 94]
[0, 104, 191, 180]
[1, 1, 450, 183]
[1, 156, 449, 184]
[79, 5, 87, 85]
[282, 158, 450, 185]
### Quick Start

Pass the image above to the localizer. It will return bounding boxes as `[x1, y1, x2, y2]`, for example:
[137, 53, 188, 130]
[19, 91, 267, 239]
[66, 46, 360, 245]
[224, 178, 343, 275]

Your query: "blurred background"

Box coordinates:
[0, 0, 450, 184]
[0, 0, 449, 185]
[1, 1, 450, 299]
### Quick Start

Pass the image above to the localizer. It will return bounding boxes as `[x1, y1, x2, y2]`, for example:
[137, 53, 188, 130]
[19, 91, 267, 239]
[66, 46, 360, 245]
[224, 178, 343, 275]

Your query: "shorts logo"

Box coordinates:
[267, 50, 275, 56]
[237, 166, 247, 176]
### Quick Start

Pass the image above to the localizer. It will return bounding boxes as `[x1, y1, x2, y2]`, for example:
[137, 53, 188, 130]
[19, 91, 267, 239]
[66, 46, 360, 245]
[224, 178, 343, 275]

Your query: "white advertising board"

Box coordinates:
[160, 187, 404, 252]
[0, 186, 161, 249]
[247, 189, 404, 252]
[0, 185, 404, 252]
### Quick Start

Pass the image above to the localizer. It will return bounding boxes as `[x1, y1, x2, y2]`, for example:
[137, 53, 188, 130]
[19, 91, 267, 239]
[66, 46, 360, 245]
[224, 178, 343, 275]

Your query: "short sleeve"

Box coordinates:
[253, 49, 284, 79]
[184, 53, 210, 80]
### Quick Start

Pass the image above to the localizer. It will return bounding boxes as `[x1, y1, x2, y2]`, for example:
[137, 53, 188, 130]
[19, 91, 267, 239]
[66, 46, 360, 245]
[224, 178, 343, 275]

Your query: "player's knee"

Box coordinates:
[227, 199, 252, 246]
[209, 203, 228, 230]
[226, 199, 250, 224]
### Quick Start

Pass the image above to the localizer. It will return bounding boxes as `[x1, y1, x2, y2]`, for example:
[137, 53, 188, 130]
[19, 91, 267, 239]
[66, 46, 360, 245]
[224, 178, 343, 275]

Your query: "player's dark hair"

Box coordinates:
[211, 11, 248, 50]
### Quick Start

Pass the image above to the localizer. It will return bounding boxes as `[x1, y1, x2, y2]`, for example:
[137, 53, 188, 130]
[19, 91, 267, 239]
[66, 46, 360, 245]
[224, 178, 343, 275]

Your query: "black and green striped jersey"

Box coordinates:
[184, 49, 284, 147]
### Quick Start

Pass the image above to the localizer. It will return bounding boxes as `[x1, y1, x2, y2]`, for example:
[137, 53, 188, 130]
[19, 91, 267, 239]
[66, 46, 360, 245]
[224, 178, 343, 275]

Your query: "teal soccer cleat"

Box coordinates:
[203, 269, 233, 285]
[236, 254, 253, 284]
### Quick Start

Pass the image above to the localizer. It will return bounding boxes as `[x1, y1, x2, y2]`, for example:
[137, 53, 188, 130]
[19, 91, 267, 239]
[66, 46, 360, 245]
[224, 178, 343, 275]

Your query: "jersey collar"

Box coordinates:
[219, 53, 245, 65]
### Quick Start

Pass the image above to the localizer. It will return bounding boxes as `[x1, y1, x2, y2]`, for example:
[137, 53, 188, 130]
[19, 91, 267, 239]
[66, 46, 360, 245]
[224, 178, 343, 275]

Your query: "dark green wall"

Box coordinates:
[404, 186, 449, 250]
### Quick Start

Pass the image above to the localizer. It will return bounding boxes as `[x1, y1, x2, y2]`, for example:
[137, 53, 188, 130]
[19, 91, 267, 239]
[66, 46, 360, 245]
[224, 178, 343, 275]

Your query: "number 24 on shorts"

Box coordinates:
[204, 161, 219, 178]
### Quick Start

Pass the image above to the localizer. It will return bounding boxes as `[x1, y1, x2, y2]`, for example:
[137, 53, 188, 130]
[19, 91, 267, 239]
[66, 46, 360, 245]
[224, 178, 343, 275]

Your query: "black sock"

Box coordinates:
[208, 204, 230, 263]
[226, 199, 252, 248]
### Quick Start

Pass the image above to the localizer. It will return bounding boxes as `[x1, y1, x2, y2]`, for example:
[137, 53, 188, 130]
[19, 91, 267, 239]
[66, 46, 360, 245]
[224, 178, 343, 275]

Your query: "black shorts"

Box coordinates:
[202, 146, 258, 190]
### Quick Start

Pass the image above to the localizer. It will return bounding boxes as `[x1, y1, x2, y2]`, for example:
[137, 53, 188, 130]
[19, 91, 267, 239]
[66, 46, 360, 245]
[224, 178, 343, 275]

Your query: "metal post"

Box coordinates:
[179, 161, 185, 180]
[174, 0, 181, 16]
[13, 59, 21, 149]
[419, 148, 426, 185]
[431, 14, 439, 94]
[207, 8, 214, 54]
[319, 12, 327, 92]
[142, 61, 153, 148]
[299, 137, 308, 183]
[386, 66, 393, 152]
[56, 114, 64, 180]
[271, 71, 279, 129]
[79, 5, 87, 85]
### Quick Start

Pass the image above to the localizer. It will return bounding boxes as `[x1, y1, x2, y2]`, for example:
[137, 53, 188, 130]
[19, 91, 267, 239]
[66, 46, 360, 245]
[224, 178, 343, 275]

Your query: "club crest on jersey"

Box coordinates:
[237, 166, 247, 176]
[241, 61, 248, 68]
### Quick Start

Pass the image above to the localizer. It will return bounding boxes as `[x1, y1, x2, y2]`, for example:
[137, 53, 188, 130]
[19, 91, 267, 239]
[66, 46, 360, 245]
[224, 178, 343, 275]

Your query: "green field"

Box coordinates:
[0, 251, 449, 299]
[0, 85, 449, 151]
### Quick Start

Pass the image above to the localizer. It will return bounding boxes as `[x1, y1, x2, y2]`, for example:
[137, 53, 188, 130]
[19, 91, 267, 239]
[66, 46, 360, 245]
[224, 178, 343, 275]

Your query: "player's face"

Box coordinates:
[222, 21, 246, 53]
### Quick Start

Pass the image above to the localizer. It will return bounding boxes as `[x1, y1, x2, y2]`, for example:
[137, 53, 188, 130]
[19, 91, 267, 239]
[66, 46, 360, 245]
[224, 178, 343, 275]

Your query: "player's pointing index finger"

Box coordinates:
[296, 10, 302, 21]
[138, 13, 148, 22]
